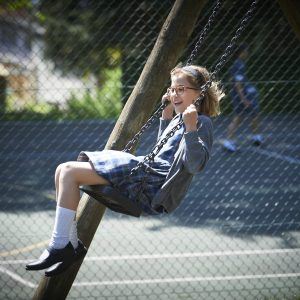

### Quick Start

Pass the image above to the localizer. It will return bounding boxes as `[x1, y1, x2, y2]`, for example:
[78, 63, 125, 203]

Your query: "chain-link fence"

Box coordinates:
[1, 0, 300, 299]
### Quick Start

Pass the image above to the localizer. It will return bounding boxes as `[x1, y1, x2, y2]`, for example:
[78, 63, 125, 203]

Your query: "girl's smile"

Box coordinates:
[169, 75, 200, 113]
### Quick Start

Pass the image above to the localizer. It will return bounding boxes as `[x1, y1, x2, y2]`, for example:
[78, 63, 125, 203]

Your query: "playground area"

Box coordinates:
[1, 115, 300, 299]
[0, 0, 300, 299]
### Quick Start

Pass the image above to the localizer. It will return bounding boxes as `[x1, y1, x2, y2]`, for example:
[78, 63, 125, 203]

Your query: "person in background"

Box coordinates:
[222, 44, 263, 152]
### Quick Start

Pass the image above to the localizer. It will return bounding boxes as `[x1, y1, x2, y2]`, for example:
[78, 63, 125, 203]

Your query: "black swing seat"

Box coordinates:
[80, 185, 142, 217]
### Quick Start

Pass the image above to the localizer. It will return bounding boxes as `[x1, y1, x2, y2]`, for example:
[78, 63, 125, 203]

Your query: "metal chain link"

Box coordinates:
[126, 0, 257, 178]
[122, 101, 170, 153]
[186, 0, 222, 66]
[122, 0, 222, 154]
[4, 1, 299, 297]
[128, 121, 183, 176]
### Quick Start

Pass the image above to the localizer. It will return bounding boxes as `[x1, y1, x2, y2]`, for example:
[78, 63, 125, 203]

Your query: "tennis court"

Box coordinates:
[0, 115, 299, 299]
[1, 0, 300, 298]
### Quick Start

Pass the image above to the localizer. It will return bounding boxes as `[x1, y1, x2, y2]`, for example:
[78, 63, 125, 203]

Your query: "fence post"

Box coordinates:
[32, 0, 207, 299]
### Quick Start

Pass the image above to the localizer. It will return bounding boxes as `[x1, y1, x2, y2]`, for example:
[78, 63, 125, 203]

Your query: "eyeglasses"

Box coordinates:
[167, 85, 200, 95]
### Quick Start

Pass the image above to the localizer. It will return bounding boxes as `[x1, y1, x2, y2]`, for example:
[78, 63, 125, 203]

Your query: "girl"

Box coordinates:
[26, 65, 223, 276]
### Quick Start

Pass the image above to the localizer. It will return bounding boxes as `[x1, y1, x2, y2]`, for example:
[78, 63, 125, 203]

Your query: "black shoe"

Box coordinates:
[25, 242, 75, 271]
[45, 240, 87, 277]
[75, 240, 88, 260]
[252, 135, 263, 147]
[253, 140, 262, 146]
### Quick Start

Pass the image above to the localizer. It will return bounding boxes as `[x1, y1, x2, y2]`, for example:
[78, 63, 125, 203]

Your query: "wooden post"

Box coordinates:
[32, 0, 207, 299]
[277, 0, 300, 41]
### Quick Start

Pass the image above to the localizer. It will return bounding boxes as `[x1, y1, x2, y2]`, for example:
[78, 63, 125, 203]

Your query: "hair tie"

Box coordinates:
[181, 66, 199, 78]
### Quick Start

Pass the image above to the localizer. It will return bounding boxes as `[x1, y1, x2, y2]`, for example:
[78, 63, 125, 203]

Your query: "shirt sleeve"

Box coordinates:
[181, 115, 213, 174]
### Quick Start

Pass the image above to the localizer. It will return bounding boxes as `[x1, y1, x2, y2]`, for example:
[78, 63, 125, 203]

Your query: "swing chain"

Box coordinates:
[122, 1, 223, 154]
[122, 101, 170, 153]
[127, 0, 257, 177]
[186, 0, 222, 66]
[128, 121, 183, 177]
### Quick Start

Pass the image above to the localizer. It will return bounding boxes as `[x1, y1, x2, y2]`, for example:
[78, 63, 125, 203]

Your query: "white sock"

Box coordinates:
[49, 206, 76, 249]
[253, 134, 263, 141]
[69, 220, 79, 249]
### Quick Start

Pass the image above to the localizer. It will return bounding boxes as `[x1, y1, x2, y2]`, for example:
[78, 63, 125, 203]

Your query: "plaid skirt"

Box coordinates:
[77, 150, 167, 215]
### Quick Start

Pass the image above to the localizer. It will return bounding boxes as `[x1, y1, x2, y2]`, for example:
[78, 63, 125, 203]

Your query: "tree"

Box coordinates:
[38, 0, 173, 102]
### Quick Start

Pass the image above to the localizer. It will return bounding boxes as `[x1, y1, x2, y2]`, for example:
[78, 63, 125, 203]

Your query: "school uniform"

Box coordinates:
[78, 113, 213, 215]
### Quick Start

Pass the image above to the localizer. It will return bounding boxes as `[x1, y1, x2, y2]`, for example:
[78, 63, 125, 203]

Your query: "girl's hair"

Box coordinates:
[170, 65, 224, 117]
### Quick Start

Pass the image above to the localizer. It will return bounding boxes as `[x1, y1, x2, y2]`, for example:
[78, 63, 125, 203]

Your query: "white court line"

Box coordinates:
[0, 266, 36, 288]
[85, 248, 300, 261]
[2, 249, 300, 288]
[74, 273, 300, 287]
[0, 240, 49, 257]
[1, 248, 300, 265]
[247, 148, 300, 165]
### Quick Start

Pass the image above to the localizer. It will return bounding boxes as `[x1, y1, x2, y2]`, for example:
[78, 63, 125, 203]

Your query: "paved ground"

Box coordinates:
[0, 114, 299, 299]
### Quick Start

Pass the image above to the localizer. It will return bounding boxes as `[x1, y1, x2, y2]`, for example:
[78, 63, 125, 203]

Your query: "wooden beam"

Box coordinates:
[32, 0, 207, 299]
[277, 0, 300, 41]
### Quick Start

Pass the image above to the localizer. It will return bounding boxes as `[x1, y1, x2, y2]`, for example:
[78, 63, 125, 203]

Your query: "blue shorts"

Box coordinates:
[231, 84, 260, 116]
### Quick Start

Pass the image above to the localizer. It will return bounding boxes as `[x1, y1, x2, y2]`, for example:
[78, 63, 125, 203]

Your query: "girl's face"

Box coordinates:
[168, 74, 200, 114]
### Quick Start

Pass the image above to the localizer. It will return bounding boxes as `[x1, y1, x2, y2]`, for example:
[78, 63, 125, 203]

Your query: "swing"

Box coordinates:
[80, 185, 142, 217]
[80, 0, 257, 217]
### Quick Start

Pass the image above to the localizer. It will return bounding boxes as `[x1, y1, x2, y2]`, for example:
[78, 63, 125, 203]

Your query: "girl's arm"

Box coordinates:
[182, 114, 213, 174]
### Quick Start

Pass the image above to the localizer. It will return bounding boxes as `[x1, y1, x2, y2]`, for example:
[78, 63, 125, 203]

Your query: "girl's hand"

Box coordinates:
[183, 104, 198, 132]
[162, 91, 174, 120]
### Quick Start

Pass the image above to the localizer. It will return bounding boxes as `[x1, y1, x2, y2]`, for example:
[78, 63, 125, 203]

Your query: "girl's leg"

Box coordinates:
[54, 164, 79, 248]
[250, 115, 260, 134]
[26, 161, 108, 271]
[227, 115, 242, 139]
[50, 161, 109, 249]
[57, 161, 109, 210]
[55, 164, 61, 200]
[54, 161, 109, 206]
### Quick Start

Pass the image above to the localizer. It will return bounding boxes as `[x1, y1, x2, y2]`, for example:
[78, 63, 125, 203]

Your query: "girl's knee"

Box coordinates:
[55, 164, 63, 180]
[59, 162, 77, 183]
[57, 161, 105, 186]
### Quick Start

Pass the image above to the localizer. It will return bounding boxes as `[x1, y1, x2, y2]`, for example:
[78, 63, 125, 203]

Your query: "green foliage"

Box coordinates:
[3, 98, 63, 121]
[38, 0, 169, 78]
[0, 0, 32, 11]
[66, 68, 122, 120]
[3, 68, 123, 121]
[36, 0, 171, 106]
